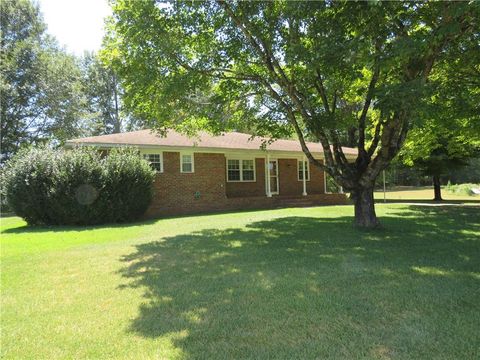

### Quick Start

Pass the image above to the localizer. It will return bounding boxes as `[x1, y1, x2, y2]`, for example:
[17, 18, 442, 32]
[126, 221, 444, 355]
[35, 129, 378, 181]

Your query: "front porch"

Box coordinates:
[226, 156, 331, 198]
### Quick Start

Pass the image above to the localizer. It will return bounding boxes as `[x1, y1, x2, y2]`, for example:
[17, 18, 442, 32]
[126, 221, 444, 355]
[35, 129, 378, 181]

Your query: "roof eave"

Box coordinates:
[65, 141, 357, 159]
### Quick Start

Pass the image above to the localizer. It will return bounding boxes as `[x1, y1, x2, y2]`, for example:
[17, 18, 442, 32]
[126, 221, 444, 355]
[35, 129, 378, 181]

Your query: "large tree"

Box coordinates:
[104, 1, 479, 227]
[402, 121, 480, 201]
[0, 0, 86, 161]
[81, 52, 144, 135]
[401, 32, 480, 200]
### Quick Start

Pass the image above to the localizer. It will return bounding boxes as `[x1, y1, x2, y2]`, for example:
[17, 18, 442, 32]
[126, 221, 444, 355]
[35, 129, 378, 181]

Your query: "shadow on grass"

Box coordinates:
[119, 206, 480, 359]
[0, 206, 312, 234]
[0, 218, 159, 234]
[375, 199, 480, 204]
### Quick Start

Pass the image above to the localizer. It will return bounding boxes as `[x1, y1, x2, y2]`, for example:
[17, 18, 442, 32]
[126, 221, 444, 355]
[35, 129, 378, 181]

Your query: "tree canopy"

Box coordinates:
[81, 52, 143, 135]
[0, 0, 144, 161]
[104, 1, 479, 227]
[1, 0, 85, 160]
[400, 28, 480, 200]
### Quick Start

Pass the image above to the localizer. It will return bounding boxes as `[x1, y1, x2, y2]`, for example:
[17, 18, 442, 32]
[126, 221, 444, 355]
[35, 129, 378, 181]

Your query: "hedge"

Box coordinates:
[3, 146, 155, 225]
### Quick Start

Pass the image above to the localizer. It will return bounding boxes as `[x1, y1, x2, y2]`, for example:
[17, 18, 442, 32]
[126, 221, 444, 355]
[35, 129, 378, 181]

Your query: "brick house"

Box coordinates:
[66, 129, 356, 217]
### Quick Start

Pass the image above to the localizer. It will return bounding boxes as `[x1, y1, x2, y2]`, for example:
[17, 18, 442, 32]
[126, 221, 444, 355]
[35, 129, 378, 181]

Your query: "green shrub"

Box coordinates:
[1, 168, 11, 214]
[445, 183, 480, 196]
[3, 146, 155, 225]
[100, 148, 155, 223]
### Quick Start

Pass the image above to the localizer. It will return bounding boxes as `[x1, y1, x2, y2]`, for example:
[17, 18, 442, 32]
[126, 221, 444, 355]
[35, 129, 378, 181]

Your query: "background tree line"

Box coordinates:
[0, 0, 143, 162]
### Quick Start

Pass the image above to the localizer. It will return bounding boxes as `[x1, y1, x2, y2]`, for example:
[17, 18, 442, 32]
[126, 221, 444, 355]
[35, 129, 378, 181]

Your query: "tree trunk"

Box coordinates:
[353, 186, 380, 228]
[433, 175, 442, 201]
[112, 73, 121, 134]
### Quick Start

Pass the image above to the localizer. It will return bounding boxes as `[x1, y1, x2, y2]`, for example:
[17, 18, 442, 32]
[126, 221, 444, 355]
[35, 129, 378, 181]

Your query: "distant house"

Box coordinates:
[66, 130, 356, 217]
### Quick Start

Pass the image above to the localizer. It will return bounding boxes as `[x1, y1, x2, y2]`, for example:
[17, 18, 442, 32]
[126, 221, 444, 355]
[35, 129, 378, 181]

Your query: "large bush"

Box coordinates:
[445, 182, 480, 196]
[3, 146, 155, 225]
[100, 148, 156, 223]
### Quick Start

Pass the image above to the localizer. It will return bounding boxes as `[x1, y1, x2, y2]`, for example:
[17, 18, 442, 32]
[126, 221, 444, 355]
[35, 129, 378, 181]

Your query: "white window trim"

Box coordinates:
[180, 152, 195, 173]
[143, 152, 164, 173]
[226, 158, 256, 182]
[297, 160, 310, 181]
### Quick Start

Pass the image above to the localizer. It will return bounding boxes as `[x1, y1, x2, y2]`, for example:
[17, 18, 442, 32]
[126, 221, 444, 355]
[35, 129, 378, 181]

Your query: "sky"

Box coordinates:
[38, 0, 112, 55]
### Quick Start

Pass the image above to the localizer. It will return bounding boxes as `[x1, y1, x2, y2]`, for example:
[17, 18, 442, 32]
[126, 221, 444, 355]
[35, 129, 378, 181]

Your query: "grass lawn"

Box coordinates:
[374, 186, 480, 202]
[1, 204, 479, 359]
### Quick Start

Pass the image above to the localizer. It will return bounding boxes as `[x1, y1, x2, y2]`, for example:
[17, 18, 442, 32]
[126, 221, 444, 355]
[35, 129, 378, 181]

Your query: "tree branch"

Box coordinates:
[314, 69, 331, 114]
[366, 119, 383, 158]
[358, 62, 380, 152]
[218, 0, 344, 177]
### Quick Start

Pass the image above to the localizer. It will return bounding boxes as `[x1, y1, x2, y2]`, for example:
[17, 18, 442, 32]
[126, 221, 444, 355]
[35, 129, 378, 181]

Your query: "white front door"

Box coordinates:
[269, 159, 279, 195]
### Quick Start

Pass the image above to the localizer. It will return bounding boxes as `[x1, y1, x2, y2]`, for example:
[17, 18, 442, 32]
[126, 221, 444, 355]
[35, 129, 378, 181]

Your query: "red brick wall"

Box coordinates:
[145, 152, 344, 218]
[145, 152, 227, 217]
[226, 158, 266, 198]
[309, 160, 326, 194]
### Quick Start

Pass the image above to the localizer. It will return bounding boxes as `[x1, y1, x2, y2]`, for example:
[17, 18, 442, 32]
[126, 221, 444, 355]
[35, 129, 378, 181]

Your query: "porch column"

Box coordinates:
[302, 155, 307, 196]
[266, 154, 272, 197]
[324, 168, 327, 193]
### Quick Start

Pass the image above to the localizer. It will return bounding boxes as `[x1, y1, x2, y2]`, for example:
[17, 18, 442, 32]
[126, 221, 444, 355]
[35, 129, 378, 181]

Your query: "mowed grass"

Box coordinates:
[374, 186, 480, 202]
[1, 205, 479, 359]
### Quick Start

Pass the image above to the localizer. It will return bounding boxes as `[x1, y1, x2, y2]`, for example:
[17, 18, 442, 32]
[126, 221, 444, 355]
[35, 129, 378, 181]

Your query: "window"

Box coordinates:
[298, 160, 310, 181]
[181, 153, 194, 173]
[242, 160, 255, 181]
[143, 153, 163, 172]
[227, 159, 241, 181]
[227, 158, 256, 182]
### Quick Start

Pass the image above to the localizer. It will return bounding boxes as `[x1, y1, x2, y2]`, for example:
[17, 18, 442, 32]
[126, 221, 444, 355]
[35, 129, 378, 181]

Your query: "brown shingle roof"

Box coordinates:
[66, 129, 357, 155]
